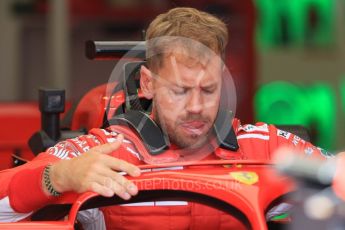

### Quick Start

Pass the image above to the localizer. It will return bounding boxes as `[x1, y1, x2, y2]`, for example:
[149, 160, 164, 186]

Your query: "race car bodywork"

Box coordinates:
[0, 160, 294, 230]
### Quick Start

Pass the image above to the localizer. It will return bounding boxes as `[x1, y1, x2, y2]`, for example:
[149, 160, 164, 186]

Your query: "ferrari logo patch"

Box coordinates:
[230, 171, 259, 185]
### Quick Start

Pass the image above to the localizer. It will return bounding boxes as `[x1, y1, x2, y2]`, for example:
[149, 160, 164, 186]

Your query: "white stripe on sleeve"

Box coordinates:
[237, 134, 269, 140]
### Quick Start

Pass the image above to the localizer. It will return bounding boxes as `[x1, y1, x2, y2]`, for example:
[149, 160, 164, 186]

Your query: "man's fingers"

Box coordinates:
[91, 179, 132, 200]
[100, 168, 138, 196]
[108, 179, 132, 200]
[92, 134, 124, 154]
[71, 134, 140, 199]
[90, 182, 114, 197]
[105, 157, 141, 177]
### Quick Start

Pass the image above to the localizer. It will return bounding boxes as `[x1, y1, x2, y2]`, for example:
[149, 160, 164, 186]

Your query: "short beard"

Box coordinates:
[153, 107, 212, 151]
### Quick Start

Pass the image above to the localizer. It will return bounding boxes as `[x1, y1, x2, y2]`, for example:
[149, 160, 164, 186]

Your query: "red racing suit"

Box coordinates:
[0, 118, 330, 229]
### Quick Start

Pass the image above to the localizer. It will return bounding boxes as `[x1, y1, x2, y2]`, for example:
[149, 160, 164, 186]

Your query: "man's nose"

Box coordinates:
[186, 90, 202, 114]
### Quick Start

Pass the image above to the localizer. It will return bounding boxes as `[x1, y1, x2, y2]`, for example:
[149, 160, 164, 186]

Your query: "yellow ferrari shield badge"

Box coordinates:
[230, 171, 259, 185]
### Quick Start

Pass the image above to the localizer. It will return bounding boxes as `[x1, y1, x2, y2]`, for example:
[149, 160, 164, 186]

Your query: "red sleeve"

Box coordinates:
[267, 123, 333, 159]
[0, 133, 104, 218]
[0, 153, 59, 217]
[0, 128, 141, 220]
[235, 121, 332, 161]
[8, 156, 56, 213]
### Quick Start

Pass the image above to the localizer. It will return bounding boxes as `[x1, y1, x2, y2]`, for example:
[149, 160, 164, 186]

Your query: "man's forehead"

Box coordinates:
[163, 50, 221, 68]
[154, 53, 222, 87]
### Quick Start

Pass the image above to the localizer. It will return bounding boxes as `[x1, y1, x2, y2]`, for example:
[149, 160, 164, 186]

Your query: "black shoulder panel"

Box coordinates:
[107, 110, 169, 155]
[213, 110, 239, 151]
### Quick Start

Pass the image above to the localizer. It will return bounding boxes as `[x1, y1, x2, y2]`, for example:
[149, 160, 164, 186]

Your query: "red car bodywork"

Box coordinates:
[0, 160, 294, 230]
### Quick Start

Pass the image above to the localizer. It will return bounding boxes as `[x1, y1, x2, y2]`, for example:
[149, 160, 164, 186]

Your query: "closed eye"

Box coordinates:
[172, 87, 188, 95]
[202, 85, 217, 94]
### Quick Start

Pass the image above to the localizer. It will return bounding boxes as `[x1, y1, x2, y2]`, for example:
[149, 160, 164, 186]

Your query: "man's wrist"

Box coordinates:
[42, 164, 62, 197]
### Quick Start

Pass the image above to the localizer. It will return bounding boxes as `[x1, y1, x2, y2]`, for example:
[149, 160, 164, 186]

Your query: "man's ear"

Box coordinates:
[140, 65, 154, 99]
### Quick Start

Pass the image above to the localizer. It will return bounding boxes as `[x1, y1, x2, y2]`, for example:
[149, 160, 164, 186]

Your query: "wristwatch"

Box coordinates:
[43, 164, 61, 197]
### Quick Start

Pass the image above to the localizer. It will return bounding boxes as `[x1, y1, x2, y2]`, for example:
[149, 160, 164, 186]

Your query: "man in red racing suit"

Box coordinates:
[0, 118, 329, 229]
[0, 7, 331, 230]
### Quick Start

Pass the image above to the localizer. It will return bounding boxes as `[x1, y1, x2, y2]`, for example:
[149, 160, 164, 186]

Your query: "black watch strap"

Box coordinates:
[43, 164, 61, 197]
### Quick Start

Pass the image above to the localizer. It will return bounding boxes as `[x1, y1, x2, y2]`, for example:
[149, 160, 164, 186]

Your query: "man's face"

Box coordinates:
[147, 52, 222, 150]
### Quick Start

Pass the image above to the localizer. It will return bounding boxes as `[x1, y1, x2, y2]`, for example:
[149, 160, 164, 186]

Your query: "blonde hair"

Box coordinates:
[146, 7, 228, 71]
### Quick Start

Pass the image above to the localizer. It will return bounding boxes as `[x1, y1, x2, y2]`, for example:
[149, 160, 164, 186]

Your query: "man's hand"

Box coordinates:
[46, 134, 141, 199]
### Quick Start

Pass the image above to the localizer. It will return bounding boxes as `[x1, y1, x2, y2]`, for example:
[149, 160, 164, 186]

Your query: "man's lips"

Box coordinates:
[180, 121, 207, 135]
